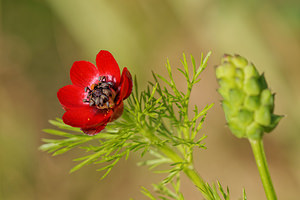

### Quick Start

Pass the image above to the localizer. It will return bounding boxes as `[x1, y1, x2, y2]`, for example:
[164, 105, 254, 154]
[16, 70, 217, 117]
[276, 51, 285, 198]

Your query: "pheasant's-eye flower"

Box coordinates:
[57, 50, 132, 135]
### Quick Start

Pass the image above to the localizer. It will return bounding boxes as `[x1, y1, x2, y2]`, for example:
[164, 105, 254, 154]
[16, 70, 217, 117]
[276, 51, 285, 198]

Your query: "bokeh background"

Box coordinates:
[1, 0, 299, 199]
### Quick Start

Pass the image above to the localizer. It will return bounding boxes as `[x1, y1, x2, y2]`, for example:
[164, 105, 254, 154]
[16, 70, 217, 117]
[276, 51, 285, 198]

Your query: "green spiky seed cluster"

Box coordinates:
[216, 54, 283, 139]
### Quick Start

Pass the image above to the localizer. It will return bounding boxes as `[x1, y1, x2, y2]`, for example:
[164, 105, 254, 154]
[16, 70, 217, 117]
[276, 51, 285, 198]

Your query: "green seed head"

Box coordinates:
[216, 62, 235, 79]
[231, 54, 248, 69]
[244, 63, 259, 80]
[244, 77, 261, 95]
[216, 54, 283, 139]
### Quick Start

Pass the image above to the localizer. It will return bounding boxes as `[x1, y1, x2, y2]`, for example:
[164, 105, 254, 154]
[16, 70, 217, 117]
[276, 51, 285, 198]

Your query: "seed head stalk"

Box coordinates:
[249, 138, 277, 200]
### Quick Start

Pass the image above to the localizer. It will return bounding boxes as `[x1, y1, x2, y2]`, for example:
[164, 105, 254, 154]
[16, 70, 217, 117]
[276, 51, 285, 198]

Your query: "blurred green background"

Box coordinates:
[1, 0, 299, 199]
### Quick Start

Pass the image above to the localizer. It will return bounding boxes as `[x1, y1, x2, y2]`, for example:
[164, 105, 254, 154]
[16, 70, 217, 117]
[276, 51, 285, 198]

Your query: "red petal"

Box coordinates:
[117, 67, 133, 104]
[81, 124, 107, 135]
[81, 102, 124, 135]
[96, 50, 121, 86]
[110, 101, 124, 122]
[62, 107, 112, 128]
[70, 61, 99, 88]
[57, 85, 87, 109]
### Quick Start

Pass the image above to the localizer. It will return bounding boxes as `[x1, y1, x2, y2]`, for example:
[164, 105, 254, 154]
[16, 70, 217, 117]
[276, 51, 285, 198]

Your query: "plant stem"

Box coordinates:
[249, 138, 277, 200]
[146, 129, 208, 198]
[183, 166, 206, 192]
[159, 145, 207, 194]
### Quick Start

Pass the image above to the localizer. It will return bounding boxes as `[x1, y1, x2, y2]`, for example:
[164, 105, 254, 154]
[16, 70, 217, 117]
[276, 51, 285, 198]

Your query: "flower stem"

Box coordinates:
[183, 166, 206, 192]
[145, 128, 208, 198]
[249, 138, 277, 200]
[158, 145, 207, 195]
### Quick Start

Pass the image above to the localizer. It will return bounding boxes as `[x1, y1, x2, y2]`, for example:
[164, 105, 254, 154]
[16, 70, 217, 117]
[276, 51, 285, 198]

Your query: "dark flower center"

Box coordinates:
[83, 76, 116, 109]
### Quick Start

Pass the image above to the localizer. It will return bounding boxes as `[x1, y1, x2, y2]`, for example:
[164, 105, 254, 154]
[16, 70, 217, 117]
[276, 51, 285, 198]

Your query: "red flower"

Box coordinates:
[57, 50, 132, 135]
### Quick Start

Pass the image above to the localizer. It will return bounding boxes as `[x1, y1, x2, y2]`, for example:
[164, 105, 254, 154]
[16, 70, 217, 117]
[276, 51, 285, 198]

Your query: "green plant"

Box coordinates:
[41, 52, 282, 200]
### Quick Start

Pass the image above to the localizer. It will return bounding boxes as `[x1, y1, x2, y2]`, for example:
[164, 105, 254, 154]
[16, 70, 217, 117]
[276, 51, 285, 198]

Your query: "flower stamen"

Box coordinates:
[83, 76, 116, 109]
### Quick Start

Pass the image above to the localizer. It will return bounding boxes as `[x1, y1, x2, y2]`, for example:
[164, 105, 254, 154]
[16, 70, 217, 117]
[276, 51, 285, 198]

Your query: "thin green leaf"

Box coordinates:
[70, 151, 103, 173]
[42, 129, 74, 137]
[141, 187, 157, 200]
